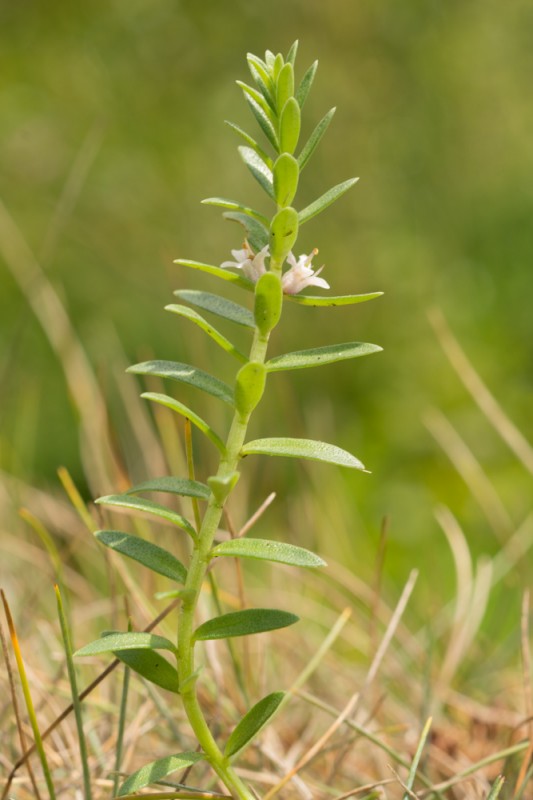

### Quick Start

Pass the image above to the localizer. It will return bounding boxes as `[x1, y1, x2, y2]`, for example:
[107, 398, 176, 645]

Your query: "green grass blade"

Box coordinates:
[486, 776, 505, 800]
[95, 494, 197, 539]
[174, 290, 255, 329]
[241, 437, 366, 470]
[266, 342, 383, 372]
[113, 620, 132, 798]
[141, 392, 226, 453]
[402, 717, 432, 799]
[54, 586, 92, 800]
[1, 591, 57, 800]
[165, 305, 247, 362]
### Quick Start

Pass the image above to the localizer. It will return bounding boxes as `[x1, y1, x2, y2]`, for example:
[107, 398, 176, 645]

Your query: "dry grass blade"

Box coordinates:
[425, 408, 512, 542]
[262, 572, 419, 799]
[435, 507, 493, 687]
[418, 741, 530, 796]
[332, 779, 396, 799]
[0, 590, 57, 800]
[514, 591, 533, 795]
[0, 196, 120, 493]
[262, 691, 360, 800]
[351, 569, 418, 719]
[429, 307, 533, 476]
[39, 120, 106, 266]
[0, 617, 42, 800]
[1, 598, 180, 798]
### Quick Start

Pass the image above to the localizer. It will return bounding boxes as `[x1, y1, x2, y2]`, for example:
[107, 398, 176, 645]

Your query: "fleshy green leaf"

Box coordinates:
[296, 60, 318, 108]
[125, 477, 210, 500]
[117, 753, 204, 796]
[225, 692, 285, 758]
[286, 40, 299, 66]
[173, 258, 254, 290]
[239, 146, 274, 198]
[113, 648, 180, 693]
[242, 93, 279, 150]
[212, 538, 326, 568]
[265, 50, 276, 69]
[165, 304, 247, 362]
[279, 97, 301, 155]
[266, 342, 382, 372]
[224, 211, 270, 253]
[272, 53, 283, 80]
[128, 359, 234, 406]
[75, 632, 176, 658]
[234, 362, 266, 417]
[298, 107, 336, 171]
[208, 472, 240, 504]
[246, 56, 276, 108]
[194, 609, 298, 641]
[201, 197, 270, 227]
[95, 530, 187, 583]
[174, 289, 255, 329]
[299, 178, 359, 225]
[95, 494, 197, 539]
[141, 392, 226, 453]
[254, 271, 283, 336]
[276, 62, 294, 112]
[269, 207, 299, 264]
[286, 291, 383, 307]
[224, 120, 273, 167]
[237, 81, 276, 125]
[273, 153, 299, 208]
[241, 438, 365, 470]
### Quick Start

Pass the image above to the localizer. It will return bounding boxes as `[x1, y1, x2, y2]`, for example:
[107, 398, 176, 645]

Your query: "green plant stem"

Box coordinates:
[177, 324, 273, 800]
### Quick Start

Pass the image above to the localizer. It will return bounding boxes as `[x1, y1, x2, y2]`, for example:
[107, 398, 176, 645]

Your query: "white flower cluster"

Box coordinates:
[221, 241, 329, 295]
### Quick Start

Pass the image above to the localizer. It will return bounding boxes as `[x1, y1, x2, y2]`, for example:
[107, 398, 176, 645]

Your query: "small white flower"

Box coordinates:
[281, 249, 330, 295]
[221, 241, 269, 283]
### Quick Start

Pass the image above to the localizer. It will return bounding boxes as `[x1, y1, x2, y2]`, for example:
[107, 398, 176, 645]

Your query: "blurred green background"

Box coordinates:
[1, 0, 532, 626]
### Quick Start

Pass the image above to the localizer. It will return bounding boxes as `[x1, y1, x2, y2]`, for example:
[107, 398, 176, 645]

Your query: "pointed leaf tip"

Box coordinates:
[225, 692, 285, 758]
[241, 437, 366, 470]
[117, 752, 204, 796]
[95, 530, 188, 583]
[212, 538, 326, 568]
